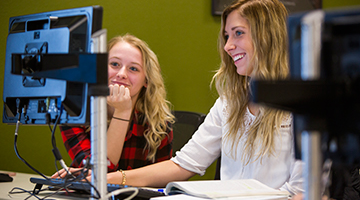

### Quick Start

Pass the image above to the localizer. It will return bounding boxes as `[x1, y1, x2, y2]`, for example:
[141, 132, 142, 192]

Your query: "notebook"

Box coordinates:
[30, 177, 165, 200]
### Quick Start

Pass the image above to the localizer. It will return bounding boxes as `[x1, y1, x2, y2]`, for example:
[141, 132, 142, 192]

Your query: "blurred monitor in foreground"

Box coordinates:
[2, 6, 104, 125]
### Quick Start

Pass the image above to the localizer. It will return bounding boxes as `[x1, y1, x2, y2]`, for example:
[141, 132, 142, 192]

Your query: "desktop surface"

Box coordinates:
[30, 177, 165, 200]
[0, 170, 164, 200]
[0, 171, 87, 200]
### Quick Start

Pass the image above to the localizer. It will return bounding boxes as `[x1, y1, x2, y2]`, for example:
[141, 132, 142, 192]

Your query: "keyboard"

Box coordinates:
[30, 177, 165, 200]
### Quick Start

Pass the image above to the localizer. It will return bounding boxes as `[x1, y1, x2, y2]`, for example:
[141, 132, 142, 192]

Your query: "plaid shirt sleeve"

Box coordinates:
[60, 125, 117, 170]
[60, 126, 91, 168]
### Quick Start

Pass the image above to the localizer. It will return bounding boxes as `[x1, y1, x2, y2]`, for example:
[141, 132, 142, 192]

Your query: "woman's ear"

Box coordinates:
[144, 79, 148, 88]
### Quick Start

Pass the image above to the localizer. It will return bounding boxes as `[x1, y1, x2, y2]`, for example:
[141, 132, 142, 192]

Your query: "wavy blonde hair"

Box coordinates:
[213, 0, 290, 165]
[108, 34, 175, 162]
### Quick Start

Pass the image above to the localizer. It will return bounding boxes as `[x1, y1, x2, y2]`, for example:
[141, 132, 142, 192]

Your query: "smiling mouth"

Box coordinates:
[233, 54, 245, 62]
[111, 81, 129, 87]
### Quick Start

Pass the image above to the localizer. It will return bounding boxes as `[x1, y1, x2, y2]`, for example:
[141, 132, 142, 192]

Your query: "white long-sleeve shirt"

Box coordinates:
[171, 97, 304, 195]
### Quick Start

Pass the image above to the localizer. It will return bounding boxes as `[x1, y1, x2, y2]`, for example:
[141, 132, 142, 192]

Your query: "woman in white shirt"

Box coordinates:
[53, 0, 304, 195]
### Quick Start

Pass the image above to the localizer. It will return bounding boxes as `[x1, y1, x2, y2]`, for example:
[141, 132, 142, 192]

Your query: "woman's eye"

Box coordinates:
[224, 35, 229, 41]
[130, 66, 138, 71]
[235, 31, 243, 36]
[110, 62, 119, 67]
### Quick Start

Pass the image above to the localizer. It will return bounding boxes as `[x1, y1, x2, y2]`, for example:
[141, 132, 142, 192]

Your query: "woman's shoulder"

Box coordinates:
[280, 113, 293, 128]
[207, 97, 228, 121]
[213, 96, 226, 108]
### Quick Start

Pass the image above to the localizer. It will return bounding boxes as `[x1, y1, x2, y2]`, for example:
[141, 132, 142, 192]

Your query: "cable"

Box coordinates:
[13, 98, 49, 180]
[48, 104, 73, 177]
[79, 162, 101, 199]
[13, 99, 100, 199]
[53, 158, 101, 199]
[63, 165, 101, 199]
[105, 187, 139, 200]
[8, 187, 42, 200]
[46, 113, 53, 133]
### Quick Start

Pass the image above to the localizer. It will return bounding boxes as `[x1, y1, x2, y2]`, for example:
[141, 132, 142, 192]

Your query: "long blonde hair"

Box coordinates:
[213, 0, 290, 165]
[108, 34, 175, 162]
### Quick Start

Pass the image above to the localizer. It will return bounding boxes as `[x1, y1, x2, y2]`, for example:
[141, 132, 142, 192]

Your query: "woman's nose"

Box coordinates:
[224, 38, 235, 53]
[116, 67, 127, 79]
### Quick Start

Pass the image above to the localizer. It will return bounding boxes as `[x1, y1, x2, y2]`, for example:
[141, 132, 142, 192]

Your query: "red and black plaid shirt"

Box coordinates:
[60, 112, 173, 172]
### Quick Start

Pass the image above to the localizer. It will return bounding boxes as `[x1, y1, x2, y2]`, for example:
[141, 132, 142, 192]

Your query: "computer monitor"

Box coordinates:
[286, 6, 360, 157]
[2, 6, 104, 125]
[252, 6, 360, 159]
[2, 6, 109, 198]
[251, 6, 360, 199]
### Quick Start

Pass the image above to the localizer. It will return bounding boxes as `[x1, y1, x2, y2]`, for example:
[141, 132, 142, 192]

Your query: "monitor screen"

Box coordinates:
[3, 6, 103, 125]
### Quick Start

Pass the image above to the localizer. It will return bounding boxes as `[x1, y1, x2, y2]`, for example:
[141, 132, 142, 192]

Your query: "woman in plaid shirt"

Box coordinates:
[60, 34, 175, 172]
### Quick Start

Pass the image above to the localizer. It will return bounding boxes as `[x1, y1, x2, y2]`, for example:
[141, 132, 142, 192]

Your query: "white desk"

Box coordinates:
[0, 171, 88, 200]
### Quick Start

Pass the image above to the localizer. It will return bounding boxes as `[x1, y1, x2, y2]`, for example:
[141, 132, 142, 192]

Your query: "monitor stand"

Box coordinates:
[90, 29, 108, 200]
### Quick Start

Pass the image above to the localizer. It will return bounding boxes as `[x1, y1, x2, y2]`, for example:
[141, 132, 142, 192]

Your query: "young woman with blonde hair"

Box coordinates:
[60, 34, 175, 171]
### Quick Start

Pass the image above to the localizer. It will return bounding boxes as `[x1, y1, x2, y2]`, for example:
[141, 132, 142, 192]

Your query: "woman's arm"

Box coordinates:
[107, 160, 196, 187]
[106, 115, 131, 165]
[279, 121, 304, 195]
[280, 159, 305, 195]
[51, 160, 196, 188]
[60, 126, 91, 167]
[106, 84, 133, 165]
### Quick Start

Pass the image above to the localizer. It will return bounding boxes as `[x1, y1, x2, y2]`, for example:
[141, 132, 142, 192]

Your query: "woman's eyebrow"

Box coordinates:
[231, 26, 246, 31]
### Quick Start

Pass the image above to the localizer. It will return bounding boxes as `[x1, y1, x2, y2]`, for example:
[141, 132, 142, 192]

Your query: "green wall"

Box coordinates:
[0, 0, 359, 180]
[0, 0, 220, 178]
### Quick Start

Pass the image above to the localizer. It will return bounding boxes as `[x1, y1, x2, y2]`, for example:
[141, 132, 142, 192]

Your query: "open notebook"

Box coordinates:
[163, 179, 290, 199]
[30, 177, 165, 200]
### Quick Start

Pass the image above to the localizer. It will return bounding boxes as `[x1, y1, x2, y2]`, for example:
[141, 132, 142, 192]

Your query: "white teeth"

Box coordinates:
[233, 54, 244, 62]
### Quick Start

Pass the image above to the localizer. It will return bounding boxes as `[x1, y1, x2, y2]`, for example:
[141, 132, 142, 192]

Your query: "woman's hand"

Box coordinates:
[51, 168, 125, 185]
[51, 168, 92, 181]
[107, 84, 132, 118]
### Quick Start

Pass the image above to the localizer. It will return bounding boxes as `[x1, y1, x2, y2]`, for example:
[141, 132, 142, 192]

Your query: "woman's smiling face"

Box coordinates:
[108, 41, 147, 102]
[223, 10, 254, 77]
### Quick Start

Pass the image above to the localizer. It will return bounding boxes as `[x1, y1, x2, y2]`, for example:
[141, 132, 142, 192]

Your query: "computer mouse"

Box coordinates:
[0, 173, 13, 182]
